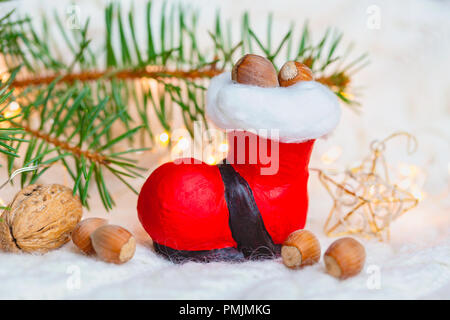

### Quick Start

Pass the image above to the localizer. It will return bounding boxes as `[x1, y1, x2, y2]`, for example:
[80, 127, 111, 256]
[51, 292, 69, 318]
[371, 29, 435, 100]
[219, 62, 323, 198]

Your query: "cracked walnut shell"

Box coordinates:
[0, 184, 83, 253]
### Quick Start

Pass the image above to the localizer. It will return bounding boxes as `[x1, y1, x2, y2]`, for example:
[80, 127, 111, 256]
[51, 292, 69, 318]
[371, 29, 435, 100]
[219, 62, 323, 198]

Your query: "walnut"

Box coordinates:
[0, 184, 83, 253]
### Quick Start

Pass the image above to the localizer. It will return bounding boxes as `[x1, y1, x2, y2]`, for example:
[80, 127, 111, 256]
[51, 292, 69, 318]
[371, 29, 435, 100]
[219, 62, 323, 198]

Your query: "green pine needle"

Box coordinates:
[0, 2, 368, 210]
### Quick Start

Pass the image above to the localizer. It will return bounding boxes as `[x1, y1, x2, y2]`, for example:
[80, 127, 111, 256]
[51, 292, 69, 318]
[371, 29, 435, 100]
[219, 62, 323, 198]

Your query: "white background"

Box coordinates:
[0, 0, 448, 299]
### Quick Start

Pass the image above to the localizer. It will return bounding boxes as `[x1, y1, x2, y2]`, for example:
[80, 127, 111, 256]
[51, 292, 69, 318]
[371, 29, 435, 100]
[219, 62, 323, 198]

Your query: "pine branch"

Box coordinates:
[0, 14, 23, 159]
[0, 2, 368, 211]
[11, 121, 109, 165]
[9, 67, 221, 89]
[5, 80, 146, 210]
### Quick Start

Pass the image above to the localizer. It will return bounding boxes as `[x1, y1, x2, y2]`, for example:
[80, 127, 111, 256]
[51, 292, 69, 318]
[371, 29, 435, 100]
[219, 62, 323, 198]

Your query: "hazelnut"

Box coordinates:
[90, 225, 136, 264]
[281, 229, 321, 268]
[231, 54, 279, 87]
[324, 237, 366, 279]
[72, 218, 108, 255]
[278, 61, 313, 87]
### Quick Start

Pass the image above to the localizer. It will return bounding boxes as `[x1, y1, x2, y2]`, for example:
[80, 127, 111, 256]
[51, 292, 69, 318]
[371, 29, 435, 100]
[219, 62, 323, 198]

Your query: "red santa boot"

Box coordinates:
[137, 56, 340, 263]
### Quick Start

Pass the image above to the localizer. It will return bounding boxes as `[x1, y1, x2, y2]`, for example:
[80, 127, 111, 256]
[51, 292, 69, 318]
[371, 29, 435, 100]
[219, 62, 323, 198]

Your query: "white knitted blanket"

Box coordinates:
[0, 0, 448, 299]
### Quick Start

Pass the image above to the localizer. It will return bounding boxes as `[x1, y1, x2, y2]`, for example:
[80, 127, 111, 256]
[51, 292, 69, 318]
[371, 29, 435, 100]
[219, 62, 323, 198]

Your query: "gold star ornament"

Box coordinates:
[316, 132, 420, 241]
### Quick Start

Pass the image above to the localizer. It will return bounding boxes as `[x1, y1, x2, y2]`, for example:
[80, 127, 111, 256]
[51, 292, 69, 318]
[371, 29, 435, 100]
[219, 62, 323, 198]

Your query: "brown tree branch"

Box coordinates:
[14, 122, 109, 165]
[10, 66, 346, 91]
[10, 67, 223, 88]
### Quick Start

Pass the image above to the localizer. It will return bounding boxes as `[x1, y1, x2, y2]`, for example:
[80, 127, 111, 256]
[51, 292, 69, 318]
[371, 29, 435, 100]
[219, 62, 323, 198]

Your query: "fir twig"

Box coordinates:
[10, 67, 221, 88]
[0, 2, 368, 210]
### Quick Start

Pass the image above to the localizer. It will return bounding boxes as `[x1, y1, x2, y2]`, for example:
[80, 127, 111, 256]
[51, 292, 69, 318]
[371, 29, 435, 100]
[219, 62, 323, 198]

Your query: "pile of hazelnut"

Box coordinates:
[72, 218, 136, 264]
[281, 230, 366, 280]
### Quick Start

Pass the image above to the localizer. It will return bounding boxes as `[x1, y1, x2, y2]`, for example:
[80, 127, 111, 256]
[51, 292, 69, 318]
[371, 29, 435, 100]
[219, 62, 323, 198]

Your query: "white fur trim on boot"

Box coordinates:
[206, 72, 341, 143]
